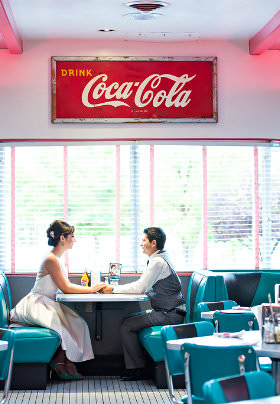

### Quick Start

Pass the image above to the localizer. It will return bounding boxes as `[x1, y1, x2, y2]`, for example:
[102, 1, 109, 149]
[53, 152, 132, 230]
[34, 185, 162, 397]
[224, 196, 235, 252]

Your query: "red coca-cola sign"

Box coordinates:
[51, 57, 217, 123]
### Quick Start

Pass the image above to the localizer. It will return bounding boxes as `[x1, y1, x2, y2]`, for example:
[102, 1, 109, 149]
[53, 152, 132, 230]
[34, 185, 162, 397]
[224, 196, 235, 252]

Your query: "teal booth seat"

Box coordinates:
[12, 327, 61, 363]
[0, 272, 61, 389]
[139, 324, 181, 388]
[203, 370, 275, 403]
[139, 326, 165, 363]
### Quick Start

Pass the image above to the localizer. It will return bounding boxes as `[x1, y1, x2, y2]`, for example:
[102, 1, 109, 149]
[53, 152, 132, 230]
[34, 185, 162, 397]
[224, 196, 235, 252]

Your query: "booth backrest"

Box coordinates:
[186, 269, 227, 322]
[187, 270, 280, 320]
[220, 271, 280, 306]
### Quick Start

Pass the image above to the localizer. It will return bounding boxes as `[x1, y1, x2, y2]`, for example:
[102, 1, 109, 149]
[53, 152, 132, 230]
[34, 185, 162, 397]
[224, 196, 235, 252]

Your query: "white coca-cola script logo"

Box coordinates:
[81, 73, 196, 109]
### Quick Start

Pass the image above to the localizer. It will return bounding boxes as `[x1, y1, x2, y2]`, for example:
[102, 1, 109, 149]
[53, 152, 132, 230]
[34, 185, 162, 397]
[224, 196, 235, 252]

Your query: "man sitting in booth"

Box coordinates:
[102, 226, 186, 381]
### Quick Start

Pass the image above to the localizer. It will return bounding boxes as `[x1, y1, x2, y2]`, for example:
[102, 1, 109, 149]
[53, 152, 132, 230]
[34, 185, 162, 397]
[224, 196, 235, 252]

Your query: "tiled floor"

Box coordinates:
[6, 376, 186, 404]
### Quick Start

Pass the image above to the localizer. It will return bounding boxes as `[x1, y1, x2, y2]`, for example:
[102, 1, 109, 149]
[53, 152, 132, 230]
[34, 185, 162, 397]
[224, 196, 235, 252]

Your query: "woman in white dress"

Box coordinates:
[10, 220, 106, 380]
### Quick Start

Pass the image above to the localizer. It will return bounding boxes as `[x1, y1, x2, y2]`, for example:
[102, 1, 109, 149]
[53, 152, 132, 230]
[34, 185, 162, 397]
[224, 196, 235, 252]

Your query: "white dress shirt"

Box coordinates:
[112, 250, 171, 294]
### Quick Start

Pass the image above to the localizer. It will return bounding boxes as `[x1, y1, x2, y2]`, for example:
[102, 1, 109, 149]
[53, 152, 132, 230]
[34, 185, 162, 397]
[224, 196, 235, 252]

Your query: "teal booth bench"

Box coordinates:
[0, 272, 60, 389]
[139, 269, 225, 388]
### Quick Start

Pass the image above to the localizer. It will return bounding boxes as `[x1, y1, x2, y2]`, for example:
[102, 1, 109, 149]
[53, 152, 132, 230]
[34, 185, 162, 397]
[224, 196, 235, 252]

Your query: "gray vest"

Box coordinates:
[147, 250, 185, 311]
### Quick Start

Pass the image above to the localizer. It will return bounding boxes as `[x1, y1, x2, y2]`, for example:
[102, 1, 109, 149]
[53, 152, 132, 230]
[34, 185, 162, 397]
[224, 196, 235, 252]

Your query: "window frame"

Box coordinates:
[2, 139, 279, 274]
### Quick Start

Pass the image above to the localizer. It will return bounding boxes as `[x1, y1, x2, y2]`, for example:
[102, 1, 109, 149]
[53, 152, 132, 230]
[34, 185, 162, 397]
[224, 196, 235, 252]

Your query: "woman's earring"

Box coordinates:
[62, 242, 64, 247]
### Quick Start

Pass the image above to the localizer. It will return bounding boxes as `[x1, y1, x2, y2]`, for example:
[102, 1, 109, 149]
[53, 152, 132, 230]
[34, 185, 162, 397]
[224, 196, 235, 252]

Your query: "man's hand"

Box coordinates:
[101, 285, 114, 294]
[90, 282, 107, 293]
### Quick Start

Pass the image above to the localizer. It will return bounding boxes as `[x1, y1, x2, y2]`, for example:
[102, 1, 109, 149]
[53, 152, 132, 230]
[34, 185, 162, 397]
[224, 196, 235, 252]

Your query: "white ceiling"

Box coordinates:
[1, 0, 280, 48]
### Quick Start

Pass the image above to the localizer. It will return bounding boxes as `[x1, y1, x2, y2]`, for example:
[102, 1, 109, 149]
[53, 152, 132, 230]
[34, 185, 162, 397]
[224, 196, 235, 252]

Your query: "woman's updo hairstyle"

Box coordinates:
[47, 220, 75, 247]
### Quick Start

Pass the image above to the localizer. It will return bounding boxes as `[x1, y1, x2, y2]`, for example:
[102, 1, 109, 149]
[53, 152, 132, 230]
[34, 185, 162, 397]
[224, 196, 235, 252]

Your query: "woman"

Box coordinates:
[10, 220, 106, 380]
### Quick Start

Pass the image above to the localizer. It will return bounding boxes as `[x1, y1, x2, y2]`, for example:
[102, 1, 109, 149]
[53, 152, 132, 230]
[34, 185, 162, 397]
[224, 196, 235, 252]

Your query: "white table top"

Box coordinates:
[0, 340, 8, 351]
[201, 311, 215, 319]
[167, 330, 280, 359]
[257, 341, 280, 359]
[201, 308, 251, 320]
[167, 331, 262, 351]
[56, 293, 148, 302]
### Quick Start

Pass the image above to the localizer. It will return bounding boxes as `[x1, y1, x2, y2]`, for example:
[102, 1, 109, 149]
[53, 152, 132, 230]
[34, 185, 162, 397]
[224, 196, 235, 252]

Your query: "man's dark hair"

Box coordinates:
[144, 227, 166, 250]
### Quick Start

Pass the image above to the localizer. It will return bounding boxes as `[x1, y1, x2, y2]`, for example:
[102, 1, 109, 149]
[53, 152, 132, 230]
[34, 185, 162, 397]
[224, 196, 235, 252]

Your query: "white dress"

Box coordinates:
[10, 256, 94, 362]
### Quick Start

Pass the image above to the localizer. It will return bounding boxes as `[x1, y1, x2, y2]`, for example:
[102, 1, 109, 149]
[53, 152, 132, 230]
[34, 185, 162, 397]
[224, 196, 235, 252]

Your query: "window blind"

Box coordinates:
[153, 145, 203, 271]
[207, 146, 254, 269]
[67, 145, 116, 273]
[0, 148, 10, 271]
[1, 143, 280, 274]
[259, 147, 280, 269]
[14, 147, 64, 271]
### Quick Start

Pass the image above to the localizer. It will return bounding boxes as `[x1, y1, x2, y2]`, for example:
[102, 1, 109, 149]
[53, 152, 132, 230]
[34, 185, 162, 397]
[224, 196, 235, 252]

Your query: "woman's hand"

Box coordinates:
[102, 285, 114, 294]
[90, 282, 107, 293]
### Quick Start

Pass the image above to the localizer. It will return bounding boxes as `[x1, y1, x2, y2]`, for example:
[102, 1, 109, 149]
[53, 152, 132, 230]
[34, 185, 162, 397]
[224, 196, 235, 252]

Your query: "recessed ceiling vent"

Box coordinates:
[125, 1, 169, 13]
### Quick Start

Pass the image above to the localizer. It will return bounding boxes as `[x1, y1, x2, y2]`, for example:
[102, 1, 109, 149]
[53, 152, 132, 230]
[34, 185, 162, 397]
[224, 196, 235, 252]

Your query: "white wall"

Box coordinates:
[0, 39, 280, 141]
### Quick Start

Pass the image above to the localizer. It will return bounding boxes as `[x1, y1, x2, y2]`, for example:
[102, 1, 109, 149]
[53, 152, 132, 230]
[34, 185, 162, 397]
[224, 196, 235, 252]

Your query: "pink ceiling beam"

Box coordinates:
[0, 0, 22, 54]
[249, 10, 280, 55]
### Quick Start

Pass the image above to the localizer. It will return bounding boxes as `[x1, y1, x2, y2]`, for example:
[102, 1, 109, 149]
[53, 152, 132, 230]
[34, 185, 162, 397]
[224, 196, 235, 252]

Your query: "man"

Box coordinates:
[102, 227, 186, 381]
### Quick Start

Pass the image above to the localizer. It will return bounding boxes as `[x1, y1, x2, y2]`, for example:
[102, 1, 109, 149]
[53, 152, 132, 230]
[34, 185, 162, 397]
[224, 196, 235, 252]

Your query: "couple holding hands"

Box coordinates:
[10, 220, 185, 381]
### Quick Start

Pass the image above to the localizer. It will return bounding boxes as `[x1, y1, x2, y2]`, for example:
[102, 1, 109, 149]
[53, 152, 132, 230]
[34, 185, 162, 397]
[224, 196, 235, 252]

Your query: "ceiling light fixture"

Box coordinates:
[125, 1, 169, 13]
[98, 29, 115, 32]
[124, 1, 169, 20]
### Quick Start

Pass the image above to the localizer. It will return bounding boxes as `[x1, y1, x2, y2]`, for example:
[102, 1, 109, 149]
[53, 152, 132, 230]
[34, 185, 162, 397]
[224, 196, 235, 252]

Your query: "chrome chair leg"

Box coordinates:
[184, 352, 192, 404]
[1, 345, 14, 404]
[164, 360, 183, 404]
[214, 320, 219, 333]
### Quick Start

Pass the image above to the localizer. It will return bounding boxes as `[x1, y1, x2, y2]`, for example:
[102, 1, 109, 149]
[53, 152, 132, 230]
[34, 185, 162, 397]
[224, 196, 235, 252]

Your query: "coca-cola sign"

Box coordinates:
[51, 56, 217, 123]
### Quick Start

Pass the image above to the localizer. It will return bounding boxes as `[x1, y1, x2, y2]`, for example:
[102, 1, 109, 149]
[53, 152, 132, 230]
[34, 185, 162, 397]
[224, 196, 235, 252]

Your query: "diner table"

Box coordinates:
[56, 293, 148, 302]
[56, 292, 148, 340]
[167, 330, 280, 395]
[201, 307, 251, 320]
[200, 310, 216, 320]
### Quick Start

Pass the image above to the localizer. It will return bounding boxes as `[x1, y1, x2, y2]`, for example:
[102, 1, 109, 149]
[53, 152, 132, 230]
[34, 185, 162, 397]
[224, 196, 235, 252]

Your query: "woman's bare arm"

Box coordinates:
[45, 255, 106, 294]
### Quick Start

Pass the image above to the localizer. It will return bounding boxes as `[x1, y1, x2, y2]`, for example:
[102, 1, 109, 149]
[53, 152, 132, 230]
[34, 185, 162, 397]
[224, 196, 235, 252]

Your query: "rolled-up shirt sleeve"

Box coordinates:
[113, 256, 170, 294]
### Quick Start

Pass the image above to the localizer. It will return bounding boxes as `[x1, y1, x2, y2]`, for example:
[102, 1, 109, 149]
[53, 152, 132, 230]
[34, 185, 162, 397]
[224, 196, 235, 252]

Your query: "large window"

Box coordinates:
[1, 143, 280, 273]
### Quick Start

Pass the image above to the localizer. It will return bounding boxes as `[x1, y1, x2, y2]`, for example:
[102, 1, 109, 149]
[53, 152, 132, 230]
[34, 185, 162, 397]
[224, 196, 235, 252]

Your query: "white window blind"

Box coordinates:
[120, 145, 150, 272]
[1, 143, 280, 274]
[15, 147, 64, 271]
[67, 145, 116, 273]
[153, 145, 203, 270]
[0, 148, 10, 271]
[259, 147, 280, 269]
[207, 146, 254, 269]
